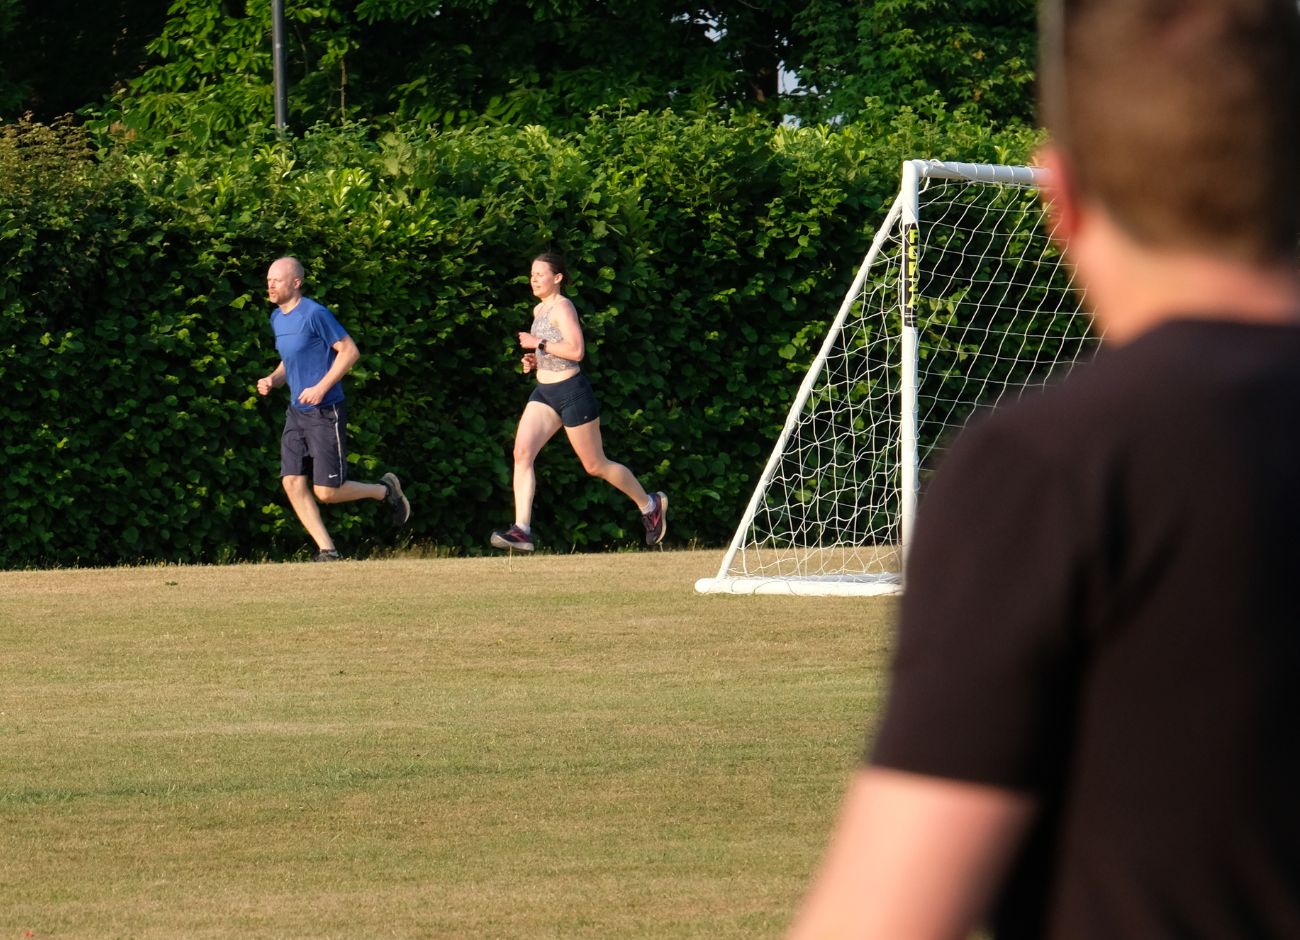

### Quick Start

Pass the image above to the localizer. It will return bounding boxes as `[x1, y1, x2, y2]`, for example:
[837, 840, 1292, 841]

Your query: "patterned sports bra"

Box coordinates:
[531, 303, 581, 373]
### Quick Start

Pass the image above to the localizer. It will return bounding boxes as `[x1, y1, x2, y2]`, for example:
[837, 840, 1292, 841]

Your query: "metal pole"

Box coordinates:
[271, 0, 288, 134]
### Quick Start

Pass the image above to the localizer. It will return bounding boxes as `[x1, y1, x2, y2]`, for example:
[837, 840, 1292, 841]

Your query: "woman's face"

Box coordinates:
[530, 260, 562, 299]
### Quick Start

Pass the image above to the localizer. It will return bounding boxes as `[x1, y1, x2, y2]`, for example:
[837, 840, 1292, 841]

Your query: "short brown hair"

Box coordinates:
[1039, 0, 1300, 262]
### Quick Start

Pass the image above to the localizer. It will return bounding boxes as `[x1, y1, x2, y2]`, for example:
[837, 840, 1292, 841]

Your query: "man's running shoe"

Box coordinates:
[381, 472, 412, 526]
[314, 549, 342, 562]
[642, 492, 668, 546]
[490, 524, 534, 552]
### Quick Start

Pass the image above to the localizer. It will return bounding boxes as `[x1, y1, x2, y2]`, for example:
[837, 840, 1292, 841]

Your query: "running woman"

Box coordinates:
[491, 253, 666, 552]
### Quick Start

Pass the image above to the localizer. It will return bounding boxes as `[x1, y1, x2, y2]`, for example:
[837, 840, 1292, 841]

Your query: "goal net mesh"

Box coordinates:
[699, 162, 1096, 596]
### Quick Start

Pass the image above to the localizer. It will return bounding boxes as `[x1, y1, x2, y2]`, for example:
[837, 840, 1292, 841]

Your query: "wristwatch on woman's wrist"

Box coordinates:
[537, 340, 548, 354]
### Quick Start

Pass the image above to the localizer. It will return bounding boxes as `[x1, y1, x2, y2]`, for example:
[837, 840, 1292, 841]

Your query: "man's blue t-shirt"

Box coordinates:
[272, 297, 349, 412]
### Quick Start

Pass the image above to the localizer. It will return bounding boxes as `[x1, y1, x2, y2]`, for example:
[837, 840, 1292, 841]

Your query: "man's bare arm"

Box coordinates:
[787, 767, 1035, 940]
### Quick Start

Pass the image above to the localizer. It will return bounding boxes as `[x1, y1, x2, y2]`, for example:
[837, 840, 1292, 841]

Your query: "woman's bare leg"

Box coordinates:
[564, 418, 651, 509]
[512, 401, 564, 527]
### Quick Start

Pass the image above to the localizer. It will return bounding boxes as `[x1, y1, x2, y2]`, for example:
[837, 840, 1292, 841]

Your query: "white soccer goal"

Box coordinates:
[696, 160, 1096, 597]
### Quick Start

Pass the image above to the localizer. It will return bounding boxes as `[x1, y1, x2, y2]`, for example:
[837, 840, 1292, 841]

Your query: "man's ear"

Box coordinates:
[1036, 143, 1079, 247]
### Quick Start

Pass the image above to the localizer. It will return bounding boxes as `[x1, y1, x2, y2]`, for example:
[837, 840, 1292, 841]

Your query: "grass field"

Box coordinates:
[0, 550, 897, 939]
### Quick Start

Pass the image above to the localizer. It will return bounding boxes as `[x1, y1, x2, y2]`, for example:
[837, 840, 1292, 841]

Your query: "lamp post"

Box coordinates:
[271, 0, 288, 134]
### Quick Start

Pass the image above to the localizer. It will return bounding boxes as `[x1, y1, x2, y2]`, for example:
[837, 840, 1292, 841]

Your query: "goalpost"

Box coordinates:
[695, 160, 1096, 597]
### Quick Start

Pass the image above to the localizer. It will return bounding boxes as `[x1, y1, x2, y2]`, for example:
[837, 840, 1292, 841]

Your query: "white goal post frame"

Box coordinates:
[695, 160, 1060, 597]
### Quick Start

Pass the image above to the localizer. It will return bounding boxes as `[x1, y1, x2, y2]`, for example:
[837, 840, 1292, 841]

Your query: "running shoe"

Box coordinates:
[490, 524, 535, 552]
[381, 472, 412, 526]
[642, 491, 668, 546]
[314, 549, 342, 562]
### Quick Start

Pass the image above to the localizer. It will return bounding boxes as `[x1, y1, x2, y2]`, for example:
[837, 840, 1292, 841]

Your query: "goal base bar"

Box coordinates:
[694, 575, 903, 597]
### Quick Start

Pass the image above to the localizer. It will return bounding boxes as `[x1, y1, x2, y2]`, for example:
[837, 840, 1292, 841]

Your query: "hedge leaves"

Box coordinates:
[0, 111, 1037, 566]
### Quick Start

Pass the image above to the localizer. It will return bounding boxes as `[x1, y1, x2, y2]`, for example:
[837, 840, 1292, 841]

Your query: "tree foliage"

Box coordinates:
[99, 0, 810, 141]
[0, 0, 168, 122]
[2, 0, 1039, 136]
[0, 0, 27, 115]
[789, 0, 1038, 126]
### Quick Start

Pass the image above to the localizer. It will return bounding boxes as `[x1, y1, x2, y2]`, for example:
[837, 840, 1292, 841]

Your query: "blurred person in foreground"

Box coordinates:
[788, 1, 1300, 937]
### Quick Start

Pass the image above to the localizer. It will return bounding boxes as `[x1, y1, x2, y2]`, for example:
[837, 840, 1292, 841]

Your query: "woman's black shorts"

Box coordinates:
[528, 372, 601, 427]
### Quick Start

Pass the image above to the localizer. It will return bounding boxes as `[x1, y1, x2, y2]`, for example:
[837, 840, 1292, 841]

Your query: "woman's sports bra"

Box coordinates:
[531, 305, 581, 372]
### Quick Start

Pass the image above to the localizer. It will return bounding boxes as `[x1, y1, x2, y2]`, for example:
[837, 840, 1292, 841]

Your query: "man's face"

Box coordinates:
[267, 264, 301, 306]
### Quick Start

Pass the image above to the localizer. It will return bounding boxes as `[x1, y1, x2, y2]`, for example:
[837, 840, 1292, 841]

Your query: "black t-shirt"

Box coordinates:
[871, 320, 1300, 939]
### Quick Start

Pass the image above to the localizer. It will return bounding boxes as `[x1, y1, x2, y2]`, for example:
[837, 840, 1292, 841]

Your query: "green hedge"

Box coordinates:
[0, 110, 1038, 567]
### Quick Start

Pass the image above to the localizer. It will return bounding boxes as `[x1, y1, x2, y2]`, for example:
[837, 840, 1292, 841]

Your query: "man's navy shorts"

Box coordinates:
[281, 403, 348, 487]
[528, 372, 601, 427]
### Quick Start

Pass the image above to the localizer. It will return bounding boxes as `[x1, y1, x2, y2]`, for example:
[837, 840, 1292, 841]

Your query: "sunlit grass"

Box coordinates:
[0, 551, 897, 938]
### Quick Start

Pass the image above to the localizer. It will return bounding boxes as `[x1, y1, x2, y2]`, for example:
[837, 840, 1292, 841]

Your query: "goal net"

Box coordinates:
[695, 160, 1096, 596]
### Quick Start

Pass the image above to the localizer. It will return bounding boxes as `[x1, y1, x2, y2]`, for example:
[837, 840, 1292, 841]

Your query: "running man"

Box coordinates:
[256, 256, 410, 561]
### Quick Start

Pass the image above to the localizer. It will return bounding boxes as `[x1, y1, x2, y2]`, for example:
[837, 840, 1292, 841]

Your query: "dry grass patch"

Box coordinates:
[0, 551, 896, 938]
